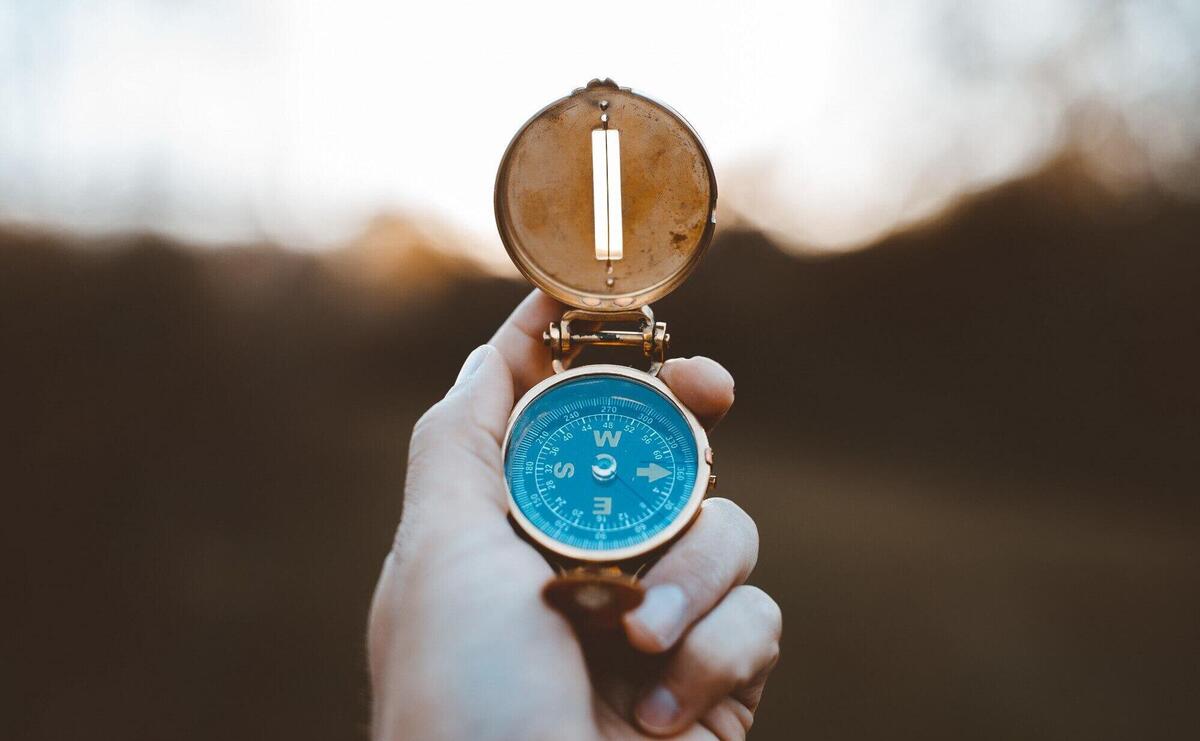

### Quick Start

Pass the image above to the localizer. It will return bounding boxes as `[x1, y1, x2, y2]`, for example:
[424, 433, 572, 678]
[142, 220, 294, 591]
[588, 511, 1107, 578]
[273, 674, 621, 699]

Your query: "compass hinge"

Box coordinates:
[545, 306, 669, 375]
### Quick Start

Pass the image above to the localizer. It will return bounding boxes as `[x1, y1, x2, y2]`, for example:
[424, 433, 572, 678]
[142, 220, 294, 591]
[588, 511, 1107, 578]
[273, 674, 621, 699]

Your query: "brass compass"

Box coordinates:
[497, 79, 719, 629]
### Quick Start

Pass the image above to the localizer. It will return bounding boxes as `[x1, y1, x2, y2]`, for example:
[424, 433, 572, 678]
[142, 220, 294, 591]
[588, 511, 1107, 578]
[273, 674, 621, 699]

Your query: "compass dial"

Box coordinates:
[504, 372, 704, 559]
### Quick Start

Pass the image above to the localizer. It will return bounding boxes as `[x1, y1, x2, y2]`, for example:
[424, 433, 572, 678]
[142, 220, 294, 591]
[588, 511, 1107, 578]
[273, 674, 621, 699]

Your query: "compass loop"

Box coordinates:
[545, 306, 669, 375]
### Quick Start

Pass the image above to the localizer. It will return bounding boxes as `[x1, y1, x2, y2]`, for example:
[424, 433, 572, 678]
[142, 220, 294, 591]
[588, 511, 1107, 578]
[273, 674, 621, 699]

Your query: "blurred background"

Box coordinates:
[4, 1, 1199, 739]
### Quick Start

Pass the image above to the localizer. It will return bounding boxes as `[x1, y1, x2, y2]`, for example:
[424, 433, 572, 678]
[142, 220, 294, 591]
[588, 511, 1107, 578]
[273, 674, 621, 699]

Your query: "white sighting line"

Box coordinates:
[591, 129, 609, 260]
[591, 128, 623, 261]
[605, 129, 623, 261]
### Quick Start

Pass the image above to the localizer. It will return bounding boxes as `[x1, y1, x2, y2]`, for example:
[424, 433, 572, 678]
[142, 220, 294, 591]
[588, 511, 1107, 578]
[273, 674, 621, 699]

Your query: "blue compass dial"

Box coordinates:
[505, 373, 700, 554]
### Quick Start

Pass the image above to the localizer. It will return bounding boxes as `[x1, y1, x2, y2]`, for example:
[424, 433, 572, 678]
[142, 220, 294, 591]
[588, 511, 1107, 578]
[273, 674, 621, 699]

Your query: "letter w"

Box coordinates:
[594, 430, 622, 447]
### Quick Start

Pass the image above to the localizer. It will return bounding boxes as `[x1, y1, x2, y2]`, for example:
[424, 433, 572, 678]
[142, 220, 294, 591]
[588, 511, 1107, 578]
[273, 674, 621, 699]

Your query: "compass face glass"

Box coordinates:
[505, 373, 700, 555]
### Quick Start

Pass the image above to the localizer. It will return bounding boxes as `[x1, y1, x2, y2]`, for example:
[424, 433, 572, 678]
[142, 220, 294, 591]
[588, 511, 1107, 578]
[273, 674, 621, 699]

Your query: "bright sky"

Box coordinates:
[1, 1, 1196, 263]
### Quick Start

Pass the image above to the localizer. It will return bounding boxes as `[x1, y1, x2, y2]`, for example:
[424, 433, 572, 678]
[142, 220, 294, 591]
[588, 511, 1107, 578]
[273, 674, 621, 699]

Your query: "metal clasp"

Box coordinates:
[545, 305, 669, 375]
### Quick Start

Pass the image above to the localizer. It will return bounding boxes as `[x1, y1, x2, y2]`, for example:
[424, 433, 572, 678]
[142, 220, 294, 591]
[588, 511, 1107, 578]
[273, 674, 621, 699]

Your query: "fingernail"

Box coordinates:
[629, 584, 687, 650]
[636, 685, 680, 732]
[454, 345, 492, 387]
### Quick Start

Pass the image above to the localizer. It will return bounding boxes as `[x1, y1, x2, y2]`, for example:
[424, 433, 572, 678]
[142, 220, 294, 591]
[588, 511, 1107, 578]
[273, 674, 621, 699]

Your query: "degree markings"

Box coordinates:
[529, 408, 678, 533]
[508, 389, 699, 550]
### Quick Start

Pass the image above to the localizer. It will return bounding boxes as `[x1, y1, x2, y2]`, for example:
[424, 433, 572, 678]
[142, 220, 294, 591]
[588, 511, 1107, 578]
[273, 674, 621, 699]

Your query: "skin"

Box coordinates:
[368, 291, 782, 740]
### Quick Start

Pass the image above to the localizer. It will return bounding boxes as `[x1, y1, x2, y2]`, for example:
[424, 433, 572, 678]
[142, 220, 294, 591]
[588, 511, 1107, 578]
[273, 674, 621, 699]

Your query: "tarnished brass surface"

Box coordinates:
[495, 79, 717, 310]
[542, 566, 645, 631]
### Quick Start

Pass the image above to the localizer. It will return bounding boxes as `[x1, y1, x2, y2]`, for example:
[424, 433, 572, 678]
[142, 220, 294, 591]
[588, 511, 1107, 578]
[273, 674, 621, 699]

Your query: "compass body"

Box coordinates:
[504, 365, 710, 562]
[495, 80, 717, 581]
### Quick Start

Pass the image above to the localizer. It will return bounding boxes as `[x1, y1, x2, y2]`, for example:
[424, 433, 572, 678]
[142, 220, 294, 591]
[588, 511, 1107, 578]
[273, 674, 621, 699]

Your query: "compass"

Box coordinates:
[505, 368, 706, 562]
[497, 79, 719, 627]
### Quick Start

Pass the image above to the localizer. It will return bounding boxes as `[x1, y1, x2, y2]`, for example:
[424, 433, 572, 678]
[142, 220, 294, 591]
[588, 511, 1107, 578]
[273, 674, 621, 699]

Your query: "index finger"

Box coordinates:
[488, 290, 563, 397]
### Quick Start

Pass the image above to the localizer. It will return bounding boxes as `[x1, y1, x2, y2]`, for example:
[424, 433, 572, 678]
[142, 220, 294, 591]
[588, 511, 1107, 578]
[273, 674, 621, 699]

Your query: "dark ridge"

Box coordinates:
[3, 154, 1197, 740]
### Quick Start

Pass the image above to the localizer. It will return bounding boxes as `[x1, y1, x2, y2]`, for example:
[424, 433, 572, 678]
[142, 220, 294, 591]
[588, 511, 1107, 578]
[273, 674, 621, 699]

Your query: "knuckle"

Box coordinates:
[685, 616, 759, 685]
[690, 548, 730, 597]
[734, 585, 782, 671]
[689, 633, 752, 684]
[456, 421, 504, 470]
[766, 639, 781, 671]
[410, 399, 452, 446]
[409, 395, 501, 476]
[741, 585, 783, 639]
[703, 498, 760, 574]
[728, 648, 761, 685]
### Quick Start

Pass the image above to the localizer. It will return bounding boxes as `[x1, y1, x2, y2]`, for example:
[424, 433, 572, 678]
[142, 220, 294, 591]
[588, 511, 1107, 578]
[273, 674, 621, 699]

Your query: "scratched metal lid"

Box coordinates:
[494, 79, 717, 311]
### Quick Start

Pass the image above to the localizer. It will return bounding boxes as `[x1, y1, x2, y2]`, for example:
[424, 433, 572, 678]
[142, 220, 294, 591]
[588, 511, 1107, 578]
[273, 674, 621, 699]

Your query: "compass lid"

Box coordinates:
[495, 79, 717, 311]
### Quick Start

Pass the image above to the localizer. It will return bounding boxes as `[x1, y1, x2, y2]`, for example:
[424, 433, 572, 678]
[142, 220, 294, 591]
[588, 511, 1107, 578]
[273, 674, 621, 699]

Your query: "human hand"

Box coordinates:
[368, 291, 781, 740]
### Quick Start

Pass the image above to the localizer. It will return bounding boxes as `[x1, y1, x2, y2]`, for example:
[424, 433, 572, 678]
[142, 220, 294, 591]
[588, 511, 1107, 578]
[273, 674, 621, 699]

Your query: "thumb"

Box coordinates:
[447, 344, 516, 449]
[401, 345, 515, 537]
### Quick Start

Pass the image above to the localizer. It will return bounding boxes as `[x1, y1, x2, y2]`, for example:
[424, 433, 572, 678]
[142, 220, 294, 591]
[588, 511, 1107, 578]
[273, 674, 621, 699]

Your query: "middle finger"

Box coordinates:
[623, 497, 759, 653]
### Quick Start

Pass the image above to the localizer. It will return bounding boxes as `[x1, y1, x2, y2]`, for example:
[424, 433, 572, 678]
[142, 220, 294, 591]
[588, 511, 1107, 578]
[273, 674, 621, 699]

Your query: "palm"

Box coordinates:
[426, 480, 703, 741]
[394, 408, 739, 740]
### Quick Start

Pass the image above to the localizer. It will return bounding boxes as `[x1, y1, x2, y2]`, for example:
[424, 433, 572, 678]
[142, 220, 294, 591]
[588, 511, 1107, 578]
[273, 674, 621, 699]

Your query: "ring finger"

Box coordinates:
[635, 585, 783, 737]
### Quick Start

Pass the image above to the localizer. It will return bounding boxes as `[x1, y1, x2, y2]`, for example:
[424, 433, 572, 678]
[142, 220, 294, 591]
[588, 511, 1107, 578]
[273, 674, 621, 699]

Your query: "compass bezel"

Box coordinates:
[502, 364, 711, 563]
